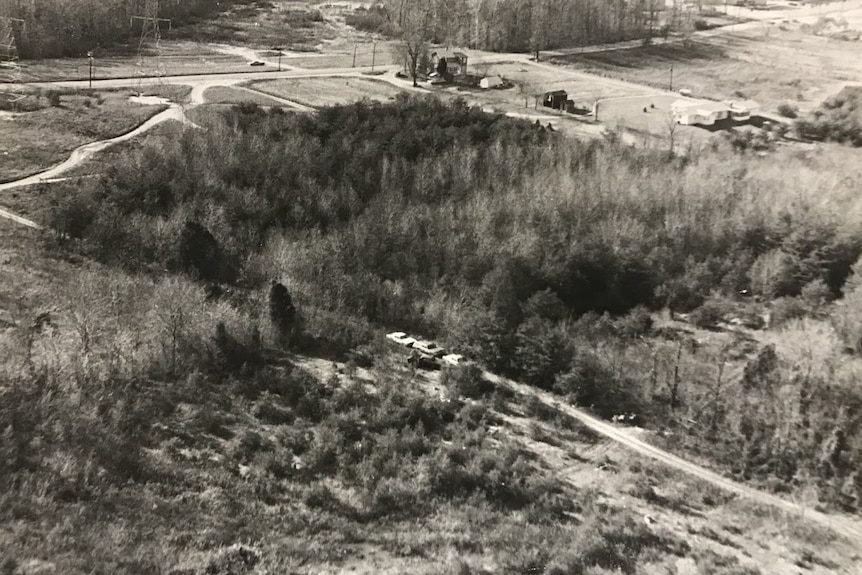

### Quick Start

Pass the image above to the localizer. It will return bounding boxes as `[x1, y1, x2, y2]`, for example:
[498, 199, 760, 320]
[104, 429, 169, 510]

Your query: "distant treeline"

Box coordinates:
[366, 0, 674, 52]
[0, 0, 254, 58]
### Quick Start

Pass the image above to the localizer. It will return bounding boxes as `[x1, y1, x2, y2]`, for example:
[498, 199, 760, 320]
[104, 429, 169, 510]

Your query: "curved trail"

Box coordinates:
[484, 371, 862, 542]
[0, 105, 187, 229]
[0, 105, 185, 195]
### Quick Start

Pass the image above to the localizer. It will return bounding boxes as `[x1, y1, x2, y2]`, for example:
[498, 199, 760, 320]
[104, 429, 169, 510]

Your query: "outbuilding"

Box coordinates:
[543, 89, 567, 110]
[479, 75, 503, 89]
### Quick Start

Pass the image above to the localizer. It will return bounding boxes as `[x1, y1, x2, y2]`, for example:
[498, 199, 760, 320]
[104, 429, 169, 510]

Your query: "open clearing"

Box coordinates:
[483, 61, 654, 105]
[202, 85, 293, 107]
[249, 76, 405, 107]
[0, 88, 181, 183]
[595, 94, 727, 145]
[18, 41, 254, 83]
[550, 16, 862, 113]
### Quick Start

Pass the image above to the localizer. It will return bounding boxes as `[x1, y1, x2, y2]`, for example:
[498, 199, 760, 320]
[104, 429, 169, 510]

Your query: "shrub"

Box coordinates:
[46, 90, 61, 107]
[175, 221, 234, 283]
[615, 305, 654, 339]
[513, 317, 572, 389]
[205, 544, 260, 575]
[269, 281, 297, 341]
[252, 396, 295, 425]
[777, 103, 798, 118]
[441, 363, 490, 399]
[345, 5, 391, 34]
[689, 295, 733, 329]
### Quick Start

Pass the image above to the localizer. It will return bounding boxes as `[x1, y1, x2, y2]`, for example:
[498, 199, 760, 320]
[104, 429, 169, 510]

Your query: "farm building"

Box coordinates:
[479, 75, 503, 89]
[672, 100, 731, 126]
[432, 51, 468, 77]
[543, 89, 568, 110]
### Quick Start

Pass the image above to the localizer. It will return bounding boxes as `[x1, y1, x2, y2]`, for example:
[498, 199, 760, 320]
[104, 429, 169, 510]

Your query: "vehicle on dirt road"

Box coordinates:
[407, 350, 442, 370]
[386, 331, 417, 347]
[413, 341, 446, 358]
[249, 60, 266, 66]
[441, 353, 465, 366]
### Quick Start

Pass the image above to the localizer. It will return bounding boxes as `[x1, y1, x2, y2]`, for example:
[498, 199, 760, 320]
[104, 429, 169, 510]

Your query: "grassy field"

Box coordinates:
[0, 87, 182, 183]
[202, 85, 294, 106]
[19, 41, 253, 83]
[250, 76, 405, 107]
[595, 93, 727, 146]
[549, 39, 827, 112]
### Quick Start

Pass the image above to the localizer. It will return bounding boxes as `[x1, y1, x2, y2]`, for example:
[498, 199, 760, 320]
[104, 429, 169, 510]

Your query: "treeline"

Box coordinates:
[46, 97, 862, 512]
[795, 86, 862, 147]
[0, 0, 255, 58]
[369, 0, 671, 52]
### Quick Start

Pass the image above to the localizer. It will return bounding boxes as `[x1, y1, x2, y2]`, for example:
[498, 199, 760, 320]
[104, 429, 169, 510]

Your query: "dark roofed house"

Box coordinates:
[543, 89, 567, 110]
[432, 51, 468, 78]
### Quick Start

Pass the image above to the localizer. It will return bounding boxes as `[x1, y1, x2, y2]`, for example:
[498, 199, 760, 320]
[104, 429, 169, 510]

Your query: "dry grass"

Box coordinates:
[250, 76, 405, 108]
[0, 88, 176, 183]
[202, 85, 292, 106]
[19, 41, 251, 83]
[484, 61, 654, 104]
[548, 28, 859, 112]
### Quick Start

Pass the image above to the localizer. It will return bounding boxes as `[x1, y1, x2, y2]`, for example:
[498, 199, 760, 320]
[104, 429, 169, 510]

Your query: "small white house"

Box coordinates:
[672, 100, 731, 126]
[479, 76, 503, 89]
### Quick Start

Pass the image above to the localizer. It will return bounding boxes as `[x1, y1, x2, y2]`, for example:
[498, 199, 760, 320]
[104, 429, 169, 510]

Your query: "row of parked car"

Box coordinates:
[385, 331, 466, 369]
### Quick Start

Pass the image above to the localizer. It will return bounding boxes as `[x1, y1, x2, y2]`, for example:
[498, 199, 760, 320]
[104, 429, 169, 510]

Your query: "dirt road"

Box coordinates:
[482, 370, 862, 542]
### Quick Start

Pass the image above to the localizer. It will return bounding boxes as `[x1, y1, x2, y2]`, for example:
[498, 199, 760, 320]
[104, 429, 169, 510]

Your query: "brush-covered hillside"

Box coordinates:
[2, 96, 862, 574]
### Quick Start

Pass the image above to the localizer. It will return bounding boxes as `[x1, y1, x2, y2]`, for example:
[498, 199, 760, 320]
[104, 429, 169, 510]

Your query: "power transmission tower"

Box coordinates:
[131, 0, 171, 93]
[0, 16, 24, 103]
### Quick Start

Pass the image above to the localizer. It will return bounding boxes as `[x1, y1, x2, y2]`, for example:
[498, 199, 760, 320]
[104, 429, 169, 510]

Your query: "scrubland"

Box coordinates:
[3, 96, 862, 572]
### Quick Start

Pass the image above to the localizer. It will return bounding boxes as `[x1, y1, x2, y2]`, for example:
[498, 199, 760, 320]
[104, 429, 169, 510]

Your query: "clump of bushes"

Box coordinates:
[777, 103, 798, 118]
[794, 86, 862, 146]
[345, 5, 391, 34]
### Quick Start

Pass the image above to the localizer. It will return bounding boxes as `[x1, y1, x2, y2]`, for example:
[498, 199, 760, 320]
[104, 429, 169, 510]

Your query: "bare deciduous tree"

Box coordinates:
[395, 7, 432, 87]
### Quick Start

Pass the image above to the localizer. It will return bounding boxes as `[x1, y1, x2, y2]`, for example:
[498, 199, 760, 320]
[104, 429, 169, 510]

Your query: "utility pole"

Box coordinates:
[87, 51, 94, 88]
[352, 44, 357, 67]
[669, 64, 673, 92]
[371, 40, 377, 72]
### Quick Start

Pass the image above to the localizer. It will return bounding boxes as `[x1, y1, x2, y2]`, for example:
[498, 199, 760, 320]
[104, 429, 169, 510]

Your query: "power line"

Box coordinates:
[130, 0, 171, 93]
[0, 16, 24, 103]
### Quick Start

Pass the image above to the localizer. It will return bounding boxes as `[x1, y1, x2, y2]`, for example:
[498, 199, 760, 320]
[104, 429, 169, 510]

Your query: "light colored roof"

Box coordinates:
[673, 100, 731, 117]
[728, 99, 760, 111]
[695, 101, 731, 114]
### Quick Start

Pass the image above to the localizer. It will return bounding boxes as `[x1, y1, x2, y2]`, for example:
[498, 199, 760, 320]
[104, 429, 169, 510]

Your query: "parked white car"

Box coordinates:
[386, 331, 417, 347]
[413, 341, 446, 358]
[441, 354, 465, 366]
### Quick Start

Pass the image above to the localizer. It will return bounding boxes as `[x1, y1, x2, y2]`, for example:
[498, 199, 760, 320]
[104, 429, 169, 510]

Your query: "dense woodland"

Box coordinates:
[0, 0, 257, 58]
[368, 0, 674, 52]
[1, 0, 681, 59]
[34, 97, 862, 514]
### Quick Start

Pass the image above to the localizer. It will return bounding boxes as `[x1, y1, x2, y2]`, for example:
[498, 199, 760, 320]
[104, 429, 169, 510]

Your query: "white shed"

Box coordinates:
[479, 76, 503, 89]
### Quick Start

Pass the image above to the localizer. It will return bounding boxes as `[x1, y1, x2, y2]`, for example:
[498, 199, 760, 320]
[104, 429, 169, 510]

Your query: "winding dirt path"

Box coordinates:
[483, 370, 862, 542]
[0, 105, 187, 229]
